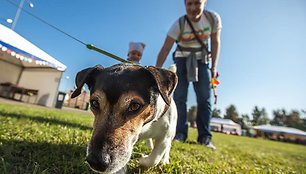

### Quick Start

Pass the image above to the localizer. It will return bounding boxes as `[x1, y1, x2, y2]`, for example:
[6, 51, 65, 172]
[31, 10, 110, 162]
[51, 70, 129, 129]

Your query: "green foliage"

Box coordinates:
[1, 103, 306, 173]
[212, 108, 222, 118]
[271, 109, 306, 131]
[187, 105, 197, 122]
[187, 106, 197, 127]
[271, 109, 287, 126]
[251, 106, 269, 126]
[224, 105, 239, 123]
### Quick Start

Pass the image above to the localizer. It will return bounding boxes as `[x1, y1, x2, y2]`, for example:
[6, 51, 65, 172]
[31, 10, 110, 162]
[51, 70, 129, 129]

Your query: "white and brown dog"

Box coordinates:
[71, 64, 178, 173]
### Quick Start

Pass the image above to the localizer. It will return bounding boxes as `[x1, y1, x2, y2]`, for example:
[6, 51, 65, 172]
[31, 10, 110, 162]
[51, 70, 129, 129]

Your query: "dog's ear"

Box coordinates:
[71, 65, 103, 98]
[146, 66, 178, 105]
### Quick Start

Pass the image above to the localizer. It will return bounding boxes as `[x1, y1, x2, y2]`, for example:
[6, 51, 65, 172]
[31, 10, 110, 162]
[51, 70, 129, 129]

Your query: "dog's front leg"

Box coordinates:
[161, 142, 171, 164]
[139, 137, 172, 167]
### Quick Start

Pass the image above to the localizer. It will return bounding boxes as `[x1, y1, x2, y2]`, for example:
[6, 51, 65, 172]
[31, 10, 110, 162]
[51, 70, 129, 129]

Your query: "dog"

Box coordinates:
[71, 63, 178, 173]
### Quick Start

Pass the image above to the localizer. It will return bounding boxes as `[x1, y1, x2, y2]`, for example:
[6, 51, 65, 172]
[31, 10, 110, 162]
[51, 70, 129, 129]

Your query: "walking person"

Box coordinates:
[155, 0, 222, 150]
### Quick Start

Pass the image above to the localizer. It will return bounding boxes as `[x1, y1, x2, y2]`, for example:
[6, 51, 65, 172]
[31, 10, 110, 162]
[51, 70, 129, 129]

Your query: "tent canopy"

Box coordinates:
[0, 24, 66, 71]
[254, 124, 306, 137]
[211, 118, 240, 126]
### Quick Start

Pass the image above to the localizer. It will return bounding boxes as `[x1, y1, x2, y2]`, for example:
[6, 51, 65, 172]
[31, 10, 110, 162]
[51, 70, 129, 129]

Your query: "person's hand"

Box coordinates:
[211, 67, 217, 79]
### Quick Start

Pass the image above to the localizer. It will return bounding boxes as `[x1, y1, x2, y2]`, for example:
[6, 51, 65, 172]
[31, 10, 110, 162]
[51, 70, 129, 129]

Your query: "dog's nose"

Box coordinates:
[86, 153, 111, 172]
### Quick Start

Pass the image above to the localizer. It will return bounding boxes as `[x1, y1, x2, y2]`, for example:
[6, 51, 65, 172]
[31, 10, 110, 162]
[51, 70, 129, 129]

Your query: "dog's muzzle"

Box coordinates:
[86, 152, 111, 172]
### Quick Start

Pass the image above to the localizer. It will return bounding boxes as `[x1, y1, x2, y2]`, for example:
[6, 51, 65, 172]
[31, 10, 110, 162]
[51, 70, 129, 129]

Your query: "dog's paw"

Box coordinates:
[161, 157, 170, 165]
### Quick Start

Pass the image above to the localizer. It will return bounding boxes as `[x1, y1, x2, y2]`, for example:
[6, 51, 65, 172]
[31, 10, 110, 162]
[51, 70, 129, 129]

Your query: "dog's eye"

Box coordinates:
[128, 102, 142, 112]
[90, 99, 100, 110]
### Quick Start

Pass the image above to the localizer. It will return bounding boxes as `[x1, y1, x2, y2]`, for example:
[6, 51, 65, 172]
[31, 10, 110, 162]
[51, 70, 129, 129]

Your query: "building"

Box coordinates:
[64, 89, 90, 110]
[210, 118, 242, 135]
[0, 24, 66, 107]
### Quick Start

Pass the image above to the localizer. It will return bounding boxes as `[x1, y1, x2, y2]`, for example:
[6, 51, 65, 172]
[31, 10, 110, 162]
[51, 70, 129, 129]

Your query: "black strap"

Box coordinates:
[185, 15, 210, 54]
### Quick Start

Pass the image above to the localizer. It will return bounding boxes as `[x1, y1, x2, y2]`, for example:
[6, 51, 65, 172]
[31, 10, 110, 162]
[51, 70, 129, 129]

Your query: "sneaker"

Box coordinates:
[198, 137, 217, 150]
[205, 141, 217, 150]
[174, 134, 186, 142]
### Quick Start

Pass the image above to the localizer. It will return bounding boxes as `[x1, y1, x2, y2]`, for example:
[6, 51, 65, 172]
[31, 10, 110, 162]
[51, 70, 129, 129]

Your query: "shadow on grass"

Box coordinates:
[0, 139, 94, 174]
[185, 140, 197, 145]
[0, 111, 92, 131]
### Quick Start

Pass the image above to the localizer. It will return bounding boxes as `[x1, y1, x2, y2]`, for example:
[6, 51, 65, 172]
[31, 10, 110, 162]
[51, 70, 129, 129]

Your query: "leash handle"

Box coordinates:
[86, 44, 132, 64]
[211, 72, 220, 105]
[211, 82, 218, 105]
[213, 87, 218, 105]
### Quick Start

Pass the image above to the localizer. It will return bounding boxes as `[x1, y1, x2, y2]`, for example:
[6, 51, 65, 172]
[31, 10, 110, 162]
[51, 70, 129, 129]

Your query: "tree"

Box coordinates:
[187, 105, 197, 128]
[271, 109, 287, 126]
[251, 106, 269, 125]
[224, 105, 239, 123]
[212, 108, 222, 118]
[302, 118, 306, 132]
[239, 114, 251, 129]
[271, 109, 306, 131]
[285, 110, 304, 130]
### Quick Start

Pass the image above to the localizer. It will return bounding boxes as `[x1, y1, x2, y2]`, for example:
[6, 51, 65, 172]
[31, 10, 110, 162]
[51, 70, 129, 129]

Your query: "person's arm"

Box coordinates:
[210, 30, 221, 78]
[156, 36, 175, 67]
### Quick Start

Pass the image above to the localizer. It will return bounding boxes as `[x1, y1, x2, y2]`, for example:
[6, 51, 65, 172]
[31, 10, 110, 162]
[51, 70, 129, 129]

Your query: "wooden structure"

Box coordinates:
[0, 82, 38, 103]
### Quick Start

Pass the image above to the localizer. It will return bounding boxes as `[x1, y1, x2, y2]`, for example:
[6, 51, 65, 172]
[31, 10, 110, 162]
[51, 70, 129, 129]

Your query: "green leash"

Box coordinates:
[7, 0, 133, 64]
[86, 44, 132, 64]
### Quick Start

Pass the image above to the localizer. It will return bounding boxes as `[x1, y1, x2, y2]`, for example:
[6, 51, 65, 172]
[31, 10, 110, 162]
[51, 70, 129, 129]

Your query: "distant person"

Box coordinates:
[127, 42, 146, 64]
[220, 124, 224, 133]
[155, 0, 222, 150]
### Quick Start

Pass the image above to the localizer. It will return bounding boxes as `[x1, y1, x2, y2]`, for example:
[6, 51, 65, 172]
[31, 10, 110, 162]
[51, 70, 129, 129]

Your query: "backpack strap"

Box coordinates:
[177, 15, 186, 42]
[203, 10, 215, 32]
[185, 15, 210, 54]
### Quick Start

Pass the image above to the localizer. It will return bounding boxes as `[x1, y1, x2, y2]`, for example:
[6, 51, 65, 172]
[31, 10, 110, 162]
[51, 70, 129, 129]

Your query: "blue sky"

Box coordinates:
[0, 0, 305, 118]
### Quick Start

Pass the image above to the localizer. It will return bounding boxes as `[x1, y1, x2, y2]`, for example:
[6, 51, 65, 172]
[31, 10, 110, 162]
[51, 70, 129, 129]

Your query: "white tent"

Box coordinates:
[254, 124, 306, 137]
[210, 118, 242, 135]
[253, 124, 306, 144]
[0, 24, 67, 107]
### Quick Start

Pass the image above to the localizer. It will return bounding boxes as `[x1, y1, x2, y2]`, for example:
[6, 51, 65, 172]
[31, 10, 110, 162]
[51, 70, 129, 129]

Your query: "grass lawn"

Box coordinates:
[0, 102, 305, 173]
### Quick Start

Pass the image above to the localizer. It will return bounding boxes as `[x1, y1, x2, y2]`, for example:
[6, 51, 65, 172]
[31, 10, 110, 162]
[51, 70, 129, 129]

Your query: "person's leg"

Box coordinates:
[173, 58, 189, 141]
[193, 61, 212, 143]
